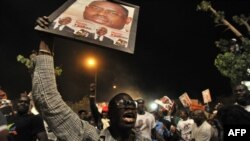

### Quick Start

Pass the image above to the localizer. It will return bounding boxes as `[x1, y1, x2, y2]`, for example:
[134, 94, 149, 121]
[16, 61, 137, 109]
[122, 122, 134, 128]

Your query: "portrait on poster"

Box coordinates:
[179, 92, 192, 107]
[35, 0, 139, 54]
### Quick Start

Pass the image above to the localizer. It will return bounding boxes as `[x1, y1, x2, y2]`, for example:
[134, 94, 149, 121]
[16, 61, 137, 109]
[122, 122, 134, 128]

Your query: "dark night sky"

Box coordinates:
[0, 0, 249, 103]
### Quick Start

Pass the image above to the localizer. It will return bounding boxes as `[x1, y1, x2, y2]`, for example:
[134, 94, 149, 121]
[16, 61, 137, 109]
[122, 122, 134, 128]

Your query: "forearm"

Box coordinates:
[89, 98, 101, 123]
[32, 54, 86, 141]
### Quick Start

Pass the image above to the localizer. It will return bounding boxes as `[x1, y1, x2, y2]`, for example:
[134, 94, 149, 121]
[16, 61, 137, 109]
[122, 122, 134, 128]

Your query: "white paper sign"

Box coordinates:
[202, 89, 212, 103]
[179, 92, 192, 107]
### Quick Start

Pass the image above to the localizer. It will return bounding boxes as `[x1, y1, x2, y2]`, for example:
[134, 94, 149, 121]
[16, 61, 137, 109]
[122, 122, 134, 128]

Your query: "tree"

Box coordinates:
[17, 51, 63, 76]
[197, 1, 250, 85]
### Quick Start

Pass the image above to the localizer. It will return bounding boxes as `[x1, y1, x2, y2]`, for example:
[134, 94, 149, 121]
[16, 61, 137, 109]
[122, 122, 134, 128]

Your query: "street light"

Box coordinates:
[86, 57, 97, 96]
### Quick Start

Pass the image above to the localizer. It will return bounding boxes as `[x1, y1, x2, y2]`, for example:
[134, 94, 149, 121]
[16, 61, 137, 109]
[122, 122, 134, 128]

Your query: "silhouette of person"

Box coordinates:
[83, 0, 132, 30]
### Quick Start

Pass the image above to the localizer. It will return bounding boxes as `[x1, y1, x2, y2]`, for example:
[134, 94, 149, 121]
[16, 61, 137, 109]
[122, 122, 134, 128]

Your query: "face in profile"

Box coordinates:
[108, 93, 137, 129]
[83, 1, 131, 30]
[58, 17, 72, 25]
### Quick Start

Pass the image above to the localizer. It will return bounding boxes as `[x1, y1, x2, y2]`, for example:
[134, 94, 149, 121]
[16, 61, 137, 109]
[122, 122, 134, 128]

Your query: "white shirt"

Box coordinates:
[177, 118, 194, 141]
[135, 111, 156, 140]
[94, 34, 104, 41]
[191, 121, 213, 141]
[53, 23, 65, 31]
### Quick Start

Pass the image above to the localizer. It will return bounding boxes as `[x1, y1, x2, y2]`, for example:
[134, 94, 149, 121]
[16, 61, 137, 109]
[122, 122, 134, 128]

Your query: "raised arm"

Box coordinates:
[89, 83, 103, 130]
[32, 16, 99, 141]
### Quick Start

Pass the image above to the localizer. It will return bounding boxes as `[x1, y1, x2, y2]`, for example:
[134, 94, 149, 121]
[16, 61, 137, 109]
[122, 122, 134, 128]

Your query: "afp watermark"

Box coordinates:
[224, 125, 249, 140]
[228, 129, 246, 136]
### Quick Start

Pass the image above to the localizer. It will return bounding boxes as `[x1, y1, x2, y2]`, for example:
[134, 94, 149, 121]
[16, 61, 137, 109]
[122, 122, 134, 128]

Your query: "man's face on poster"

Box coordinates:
[58, 17, 72, 25]
[96, 27, 107, 36]
[83, 1, 130, 30]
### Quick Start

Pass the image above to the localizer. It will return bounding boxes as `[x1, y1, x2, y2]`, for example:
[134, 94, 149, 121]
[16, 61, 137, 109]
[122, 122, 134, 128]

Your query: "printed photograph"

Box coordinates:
[35, 0, 139, 54]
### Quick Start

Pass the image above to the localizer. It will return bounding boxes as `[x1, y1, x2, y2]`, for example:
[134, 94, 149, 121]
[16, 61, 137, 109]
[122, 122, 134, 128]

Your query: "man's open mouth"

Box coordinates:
[122, 112, 136, 123]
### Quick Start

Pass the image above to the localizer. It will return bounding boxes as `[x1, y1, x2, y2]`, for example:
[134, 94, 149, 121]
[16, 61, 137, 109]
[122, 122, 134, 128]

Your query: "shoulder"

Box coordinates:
[132, 129, 150, 141]
[145, 111, 154, 116]
[31, 114, 43, 119]
[200, 121, 213, 132]
[30, 114, 44, 124]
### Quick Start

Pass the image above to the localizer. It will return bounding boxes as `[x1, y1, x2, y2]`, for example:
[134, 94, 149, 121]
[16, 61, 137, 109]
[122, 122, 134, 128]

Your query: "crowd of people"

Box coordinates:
[1, 79, 250, 141]
[1, 11, 250, 141]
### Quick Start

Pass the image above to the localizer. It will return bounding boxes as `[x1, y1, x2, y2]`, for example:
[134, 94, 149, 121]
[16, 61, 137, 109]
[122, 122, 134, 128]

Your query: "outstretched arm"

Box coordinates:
[89, 83, 103, 130]
[32, 16, 99, 141]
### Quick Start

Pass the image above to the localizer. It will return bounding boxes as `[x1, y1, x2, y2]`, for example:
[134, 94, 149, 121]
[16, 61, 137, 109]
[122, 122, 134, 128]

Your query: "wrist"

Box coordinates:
[39, 49, 52, 56]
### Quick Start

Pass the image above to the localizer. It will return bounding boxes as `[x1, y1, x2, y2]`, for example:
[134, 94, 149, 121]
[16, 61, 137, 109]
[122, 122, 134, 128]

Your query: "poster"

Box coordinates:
[179, 92, 192, 107]
[35, 0, 139, 54]
[202, 89, 212, 104]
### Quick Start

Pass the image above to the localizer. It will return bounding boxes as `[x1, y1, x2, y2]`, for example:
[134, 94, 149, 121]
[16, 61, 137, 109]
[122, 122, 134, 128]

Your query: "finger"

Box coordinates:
[40, 17, 50, 26]
[42, 16, 51, 23]
[36, 17, 50, 28]
[36, 18, 45, 28]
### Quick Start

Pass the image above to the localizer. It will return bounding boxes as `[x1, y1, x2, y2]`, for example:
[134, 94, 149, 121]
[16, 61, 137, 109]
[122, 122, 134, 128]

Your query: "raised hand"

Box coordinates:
[36, 16, 50, 29]
[36, 16, 53, 54]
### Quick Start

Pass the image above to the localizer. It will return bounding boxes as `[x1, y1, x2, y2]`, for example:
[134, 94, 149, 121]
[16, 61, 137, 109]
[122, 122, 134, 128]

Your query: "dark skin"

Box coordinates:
[136, 99, 160, 140]
[179, 110, 188, 121]
[36, 17, 137, 140]
[89, 83, 104, 130]
[190, 110, 207, 141]
[16, 96, 48, 141]
[136, 100, 145, 115]
[108, 93, 137, 141]
[17, 96, 30, 115]
[191, 110, 205, 127]
[58, 17, 72, 25]
[83, 1, 131, 30]
[233, 84, 250, 106]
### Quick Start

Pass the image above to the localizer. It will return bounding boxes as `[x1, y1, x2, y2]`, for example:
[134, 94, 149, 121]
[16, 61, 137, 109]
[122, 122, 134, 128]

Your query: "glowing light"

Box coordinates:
[86, 58, 96, 68]
[149, 102, 158, 111]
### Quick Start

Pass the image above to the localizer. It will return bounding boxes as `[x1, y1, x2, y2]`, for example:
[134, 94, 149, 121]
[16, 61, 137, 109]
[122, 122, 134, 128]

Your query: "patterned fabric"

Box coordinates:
[32, 55, 145, 141]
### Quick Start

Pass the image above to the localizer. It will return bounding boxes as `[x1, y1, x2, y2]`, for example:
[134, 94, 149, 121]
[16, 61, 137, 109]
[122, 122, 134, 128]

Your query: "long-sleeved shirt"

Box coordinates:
[32, 55, 144, 141]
